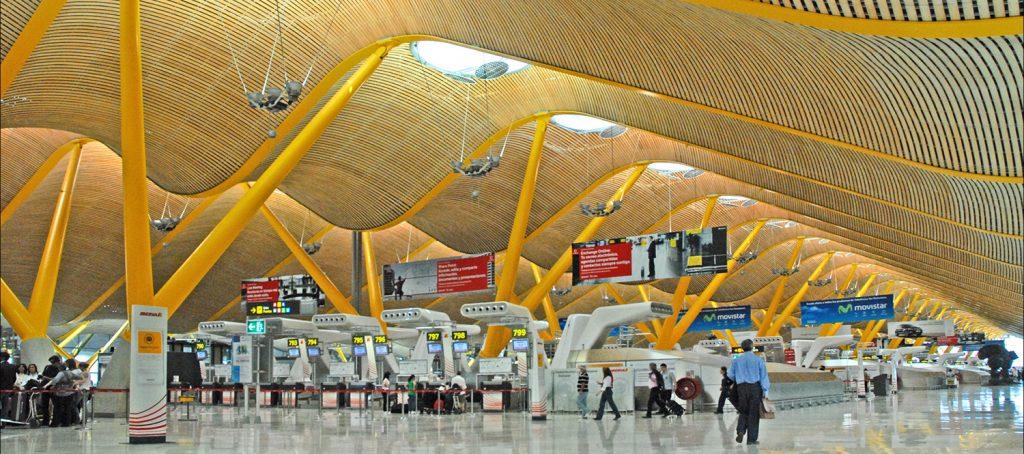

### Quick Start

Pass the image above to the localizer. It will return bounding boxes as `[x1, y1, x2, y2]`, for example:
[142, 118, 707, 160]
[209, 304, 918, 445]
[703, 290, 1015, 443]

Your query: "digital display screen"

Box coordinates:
[426, 331, 442, 342]
[196, 350, 208, 360]
[183, 346, 194, 353]
[511, 338, 529, 352]
[452, 330, 467, 341]
[452, 341, 468, 353]
[306, 337, 319, 347]
[427, 342, 443, 354]
[195, 342, 206, 350]
[352, 335, 366, 345]
[245, 300, 300, 316]
[306, 347, 321, 358]
[375, 344, 390, 356]
[287, 338, 300, 347]
[353, 345, 367, 357]
[287, 347, 300, 358]
[511, 328, 528, 339]
[373, 335, 389, 344]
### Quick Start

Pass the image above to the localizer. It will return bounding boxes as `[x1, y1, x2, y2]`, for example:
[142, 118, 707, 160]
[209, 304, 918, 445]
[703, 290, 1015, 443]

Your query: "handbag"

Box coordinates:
[759, 397, 776, 419]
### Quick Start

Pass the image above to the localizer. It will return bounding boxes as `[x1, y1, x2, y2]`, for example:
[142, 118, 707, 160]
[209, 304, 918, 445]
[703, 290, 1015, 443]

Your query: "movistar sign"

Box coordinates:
[800, 294, 894, 326]
[687, 305, 752, 332]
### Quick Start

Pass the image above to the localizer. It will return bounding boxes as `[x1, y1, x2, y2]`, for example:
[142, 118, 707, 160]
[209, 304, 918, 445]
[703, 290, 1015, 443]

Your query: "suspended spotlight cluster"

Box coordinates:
[302, 241, 322, 255]
[451, 155, 501, 177]
[580, 200, 622, 217]
[550, 287, 572, 297]
[736, 251, 759, 264]
[771, 266, 800, 276]
[808, 277, 834, 287]
[841, 286, 859, 296]
[246, 80, 303, 114]
[150, 216, 182, 232]
[601, 294, 616, 304]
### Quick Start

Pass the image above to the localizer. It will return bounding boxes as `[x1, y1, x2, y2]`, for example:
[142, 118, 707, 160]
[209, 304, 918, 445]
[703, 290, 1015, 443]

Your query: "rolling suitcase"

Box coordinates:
[665, 398, 685, 417]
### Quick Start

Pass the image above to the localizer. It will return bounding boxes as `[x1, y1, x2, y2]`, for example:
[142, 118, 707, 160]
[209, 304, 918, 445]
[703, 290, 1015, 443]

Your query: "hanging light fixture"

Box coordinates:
[580, 200, 622, 217]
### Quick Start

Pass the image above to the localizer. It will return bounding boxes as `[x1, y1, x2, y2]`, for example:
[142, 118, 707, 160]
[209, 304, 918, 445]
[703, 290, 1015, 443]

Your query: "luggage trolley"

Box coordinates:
[1, 389, 42, 428]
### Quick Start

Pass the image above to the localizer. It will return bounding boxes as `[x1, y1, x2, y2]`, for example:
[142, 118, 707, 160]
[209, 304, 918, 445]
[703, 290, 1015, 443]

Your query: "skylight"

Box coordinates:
[717, 195, 757, 207]
[411, 41, 529, 81]
[647, 162, 704, 179]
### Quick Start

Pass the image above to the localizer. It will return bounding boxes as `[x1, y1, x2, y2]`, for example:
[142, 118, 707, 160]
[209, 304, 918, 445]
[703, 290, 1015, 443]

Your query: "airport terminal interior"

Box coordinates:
[1, 0, 1022, 452]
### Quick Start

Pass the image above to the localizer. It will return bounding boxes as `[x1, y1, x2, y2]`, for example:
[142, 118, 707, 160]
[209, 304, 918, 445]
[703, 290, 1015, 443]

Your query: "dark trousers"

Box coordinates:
[736, 383, 763, 442]
[52, 395, 75, 427]
[717, 388, 729, 413]
[645, 388, 667, 416]
[40, 393, 53, 425]
[595, 389, 620, 419]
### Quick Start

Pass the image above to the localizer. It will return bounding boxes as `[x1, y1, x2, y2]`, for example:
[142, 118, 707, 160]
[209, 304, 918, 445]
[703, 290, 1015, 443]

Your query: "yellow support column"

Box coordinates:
[480, 166, 648, 357]
[822, 273, 876, 337]
[1, 278, 45, 339]
[936, 307, 948, 320]
[120, 0, 155, 313]
[531, 263, 561, 336]
[1, 0, 69, 97]
[819, 264, 860, 336]
[153, 46, 391, 315]
[1, 139, 89, 227]
[757, 237, 805, 336]
[26, 144, 82, 332]
[495, 116, 548, 302]
[361, 232, 386, 332]
[258, 205, 356, 315]
[660, 220, 767, 349]
[862, 288, 906, 344]
[928, 301, 944, 319]
[654, 195, 717, 343]
[765, 251, 837, 336]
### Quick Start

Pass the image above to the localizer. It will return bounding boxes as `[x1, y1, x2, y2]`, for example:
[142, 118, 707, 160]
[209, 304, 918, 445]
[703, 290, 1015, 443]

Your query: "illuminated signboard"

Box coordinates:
[375, 344, 390, 356]
[373, 335, 389, 345]
[246, 319, 266, 335]
[287, 338, 300, 348]
[352, 345, 367, 357]
[352, 335, 366, 345]
[195, 342, 206, 351]
[452, 342, 468, 353]
[511, 328, 528, 339]
[452, 330, 467, 341]
[246, 300, 300, 316]
[306, 338, 319, 347]
[306, 347, 321, 358]
[511, 338, 529, 352]
[426, 331, 442, 342]
[427, 343, 443, 354]
[287, 348, 300, 358]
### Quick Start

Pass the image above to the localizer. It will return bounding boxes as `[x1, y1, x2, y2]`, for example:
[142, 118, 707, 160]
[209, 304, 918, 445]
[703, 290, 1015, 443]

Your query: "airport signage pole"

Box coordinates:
[128, 305, 168, 444]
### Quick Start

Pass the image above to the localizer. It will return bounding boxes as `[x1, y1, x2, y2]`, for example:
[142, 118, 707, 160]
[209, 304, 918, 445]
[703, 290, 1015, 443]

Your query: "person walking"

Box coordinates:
[643, 363, 668, 418]
[728, 339, 770, 445]
[659, 363, 676, 417]
[576, 366, 590, 419]
[593, 367, 621, 421]
[715, 366, 734, 414]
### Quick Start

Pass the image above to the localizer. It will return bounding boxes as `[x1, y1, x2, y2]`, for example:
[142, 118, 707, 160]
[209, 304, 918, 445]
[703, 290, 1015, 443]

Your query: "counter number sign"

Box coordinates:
[511, 327, 528, 338]
[374, 335, 389, 344]
[287, 338, 300, 347]
[352, 335, 366, 345]
[426, 331, 442, 342]
[306, 337, 319, 347]
[452, 330, 467, 341]
[246, 319, 266, 335]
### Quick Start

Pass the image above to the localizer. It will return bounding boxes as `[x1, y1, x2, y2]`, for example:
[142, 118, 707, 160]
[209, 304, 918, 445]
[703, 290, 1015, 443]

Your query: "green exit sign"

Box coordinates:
[246, 319, 266, 335]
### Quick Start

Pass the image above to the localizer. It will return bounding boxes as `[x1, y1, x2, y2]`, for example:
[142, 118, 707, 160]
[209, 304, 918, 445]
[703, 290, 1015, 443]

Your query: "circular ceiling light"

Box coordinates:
[551, 114, 623, 135]
[411, 41, 529, 81]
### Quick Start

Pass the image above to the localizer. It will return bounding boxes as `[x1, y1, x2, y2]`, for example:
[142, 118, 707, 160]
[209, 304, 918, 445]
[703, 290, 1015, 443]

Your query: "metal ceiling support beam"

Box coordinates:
[479, 165, 648, 358]
[936, 307, 949, 320]
[360, 232, 386, 332]
[0, 138, 89, 227]
[928, 301, 944, 319]
[653, 195, 717, 344]
[661, 219, 767, 349]
[861, 286, 903, 344]
[495, 116, 549, 302]
[120, 0, 156, 316]
[26, 144, 82, 332]
[531, 263, 561, 337]
[85, 320, 129, 366]
[0, 0, 69, 97]
[1, 278, 45, 339]
[152, 46, 391, 316]
[57, 320, 92, 347]
[765, 251, 837, 336]
[757, 237, 805, 336]
[70, 191, 222, 323]
[207, 225, 331, 320]
[258, 204, 356, 315]
[818, 263, 861, 336]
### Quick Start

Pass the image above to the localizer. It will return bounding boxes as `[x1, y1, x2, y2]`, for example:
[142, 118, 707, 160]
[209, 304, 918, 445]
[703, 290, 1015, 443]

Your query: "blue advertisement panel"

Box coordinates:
[800, 294, 895, 326]
[686, 305, 752, 332]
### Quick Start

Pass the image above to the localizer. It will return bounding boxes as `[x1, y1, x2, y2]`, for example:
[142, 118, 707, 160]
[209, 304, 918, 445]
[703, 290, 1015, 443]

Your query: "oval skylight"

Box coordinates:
[648, 162, 704, 179]
[550, 114, 625, 135]
[717, 195, 757, 207]
[411, 41, 529, 81]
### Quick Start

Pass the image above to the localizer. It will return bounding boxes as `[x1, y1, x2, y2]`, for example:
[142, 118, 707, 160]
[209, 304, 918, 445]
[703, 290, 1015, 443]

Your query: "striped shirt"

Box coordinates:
[577, 372, 589, 393]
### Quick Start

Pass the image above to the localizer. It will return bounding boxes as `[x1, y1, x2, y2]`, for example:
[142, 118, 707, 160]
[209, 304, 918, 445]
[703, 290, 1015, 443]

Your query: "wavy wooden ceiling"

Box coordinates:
[0, 1, 1020, 336]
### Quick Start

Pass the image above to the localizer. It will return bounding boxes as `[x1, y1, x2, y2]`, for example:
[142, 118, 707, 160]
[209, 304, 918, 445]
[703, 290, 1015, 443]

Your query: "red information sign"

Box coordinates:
[437, 254, 494, 294]
[937, 336, 959, 346]
[784, 348, 796, 366]
[573, 242, 632, 283]
[241, 280, 280, 303]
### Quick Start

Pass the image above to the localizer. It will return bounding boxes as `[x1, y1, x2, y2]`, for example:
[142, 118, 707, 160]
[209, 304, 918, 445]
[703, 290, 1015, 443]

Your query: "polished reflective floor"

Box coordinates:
[2, 385, 1021, 453]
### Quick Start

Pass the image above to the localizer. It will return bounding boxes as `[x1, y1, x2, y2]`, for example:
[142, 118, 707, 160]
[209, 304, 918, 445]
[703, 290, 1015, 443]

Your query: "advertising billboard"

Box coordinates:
[571, 226, 728, 286]
[241, 274, 324, 316]
[886, 319, 954, 338]
[800, 294, 895, 326]
[382, 253, 495, 301]
[686, 306, 752, 332]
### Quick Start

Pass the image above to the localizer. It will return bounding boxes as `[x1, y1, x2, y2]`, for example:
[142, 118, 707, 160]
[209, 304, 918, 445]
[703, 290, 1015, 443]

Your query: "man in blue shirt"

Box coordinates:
[727, 339, 770, 445]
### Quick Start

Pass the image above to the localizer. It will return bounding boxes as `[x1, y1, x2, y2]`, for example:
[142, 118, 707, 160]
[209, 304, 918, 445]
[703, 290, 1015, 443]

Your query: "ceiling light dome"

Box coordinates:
[411, 41, 529, 81]
[648, 162, 704, 179]
[551, 114, 626, 137]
